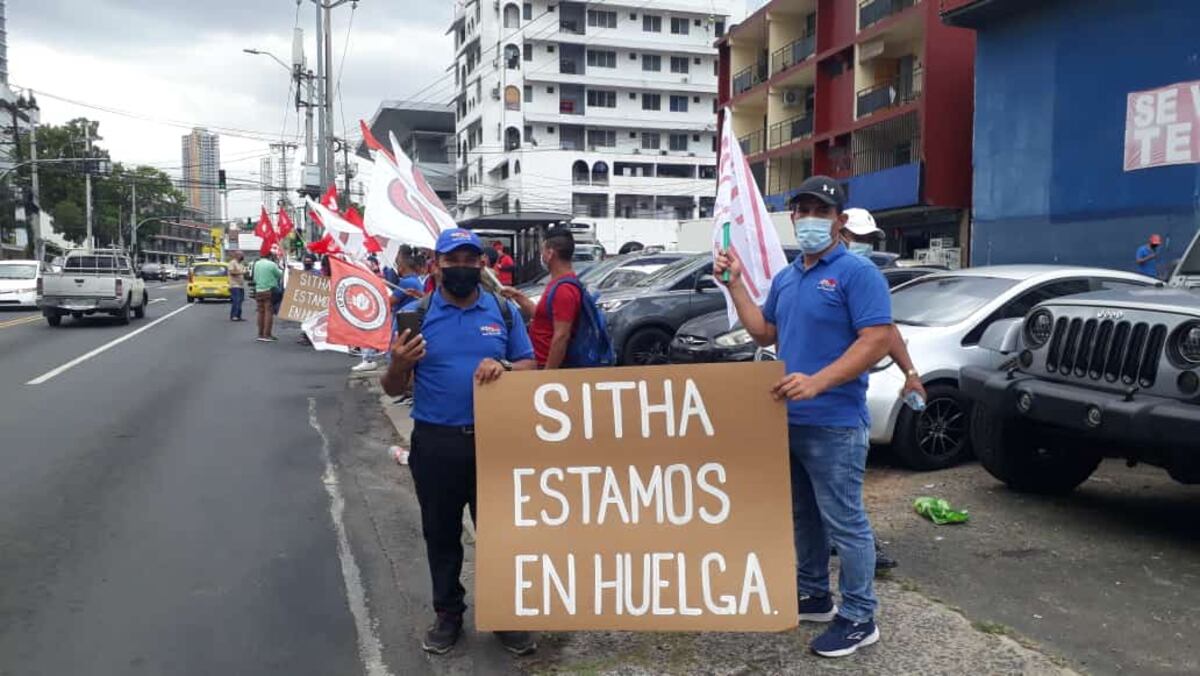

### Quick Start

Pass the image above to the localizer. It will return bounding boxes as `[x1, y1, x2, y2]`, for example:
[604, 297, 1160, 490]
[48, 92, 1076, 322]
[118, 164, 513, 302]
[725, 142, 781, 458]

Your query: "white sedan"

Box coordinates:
[759, 265, 1159, 470]
[0, 259, 41, 308]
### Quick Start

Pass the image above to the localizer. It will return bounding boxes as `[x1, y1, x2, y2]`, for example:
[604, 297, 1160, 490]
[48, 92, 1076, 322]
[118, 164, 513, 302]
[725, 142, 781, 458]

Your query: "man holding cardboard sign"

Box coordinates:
[715, 176, 893, 658]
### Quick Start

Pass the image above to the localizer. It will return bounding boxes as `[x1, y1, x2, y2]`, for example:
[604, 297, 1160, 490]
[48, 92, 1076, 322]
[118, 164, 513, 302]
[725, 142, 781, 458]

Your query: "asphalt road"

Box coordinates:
[0, 284, 365, 676]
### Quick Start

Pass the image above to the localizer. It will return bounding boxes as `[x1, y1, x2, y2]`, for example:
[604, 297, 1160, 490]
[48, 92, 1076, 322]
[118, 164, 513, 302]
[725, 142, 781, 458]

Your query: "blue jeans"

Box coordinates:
[229, 287, 244, 319]
[788, 424, 877, 623]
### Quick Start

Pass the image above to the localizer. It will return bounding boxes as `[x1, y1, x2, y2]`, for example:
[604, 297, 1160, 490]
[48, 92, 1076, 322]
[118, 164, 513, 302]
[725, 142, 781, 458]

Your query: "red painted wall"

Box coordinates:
[824, 51, 856, 134]
[718, 42, 731, 105]
[817, 0, 858, 54]
[920, 1, 975, 208]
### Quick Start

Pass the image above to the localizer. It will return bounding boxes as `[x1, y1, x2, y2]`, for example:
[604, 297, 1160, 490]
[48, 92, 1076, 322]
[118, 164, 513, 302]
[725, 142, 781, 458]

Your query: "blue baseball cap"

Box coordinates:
[435, 228, 484, 254]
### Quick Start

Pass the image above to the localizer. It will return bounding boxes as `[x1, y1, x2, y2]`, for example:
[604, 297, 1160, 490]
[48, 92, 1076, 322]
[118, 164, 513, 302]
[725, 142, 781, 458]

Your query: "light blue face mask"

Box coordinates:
[848, 242, 873, 257]
[793, 217, 834, 254]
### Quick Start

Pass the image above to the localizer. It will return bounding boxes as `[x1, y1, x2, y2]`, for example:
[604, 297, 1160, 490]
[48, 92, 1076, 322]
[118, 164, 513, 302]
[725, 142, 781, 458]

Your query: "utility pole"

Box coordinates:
[130, 180, 137, 258]
[28, 94, 41, 263]
[315, 1, 326, 189]
[312, 1, 357, 190]
[84, 122, 93, 251]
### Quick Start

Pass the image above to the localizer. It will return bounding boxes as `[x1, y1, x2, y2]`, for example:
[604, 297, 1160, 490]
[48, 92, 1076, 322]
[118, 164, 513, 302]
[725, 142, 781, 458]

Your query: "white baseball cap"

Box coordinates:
[844, 208, 882, 237]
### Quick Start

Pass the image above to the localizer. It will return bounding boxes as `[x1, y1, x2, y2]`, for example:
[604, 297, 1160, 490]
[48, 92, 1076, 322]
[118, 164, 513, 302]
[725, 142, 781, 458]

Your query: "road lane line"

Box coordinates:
[26, 304, 194, 385]
[307, 398, 393, 676]
[149, 298, 167, 304]
[0, 315, 41, 329]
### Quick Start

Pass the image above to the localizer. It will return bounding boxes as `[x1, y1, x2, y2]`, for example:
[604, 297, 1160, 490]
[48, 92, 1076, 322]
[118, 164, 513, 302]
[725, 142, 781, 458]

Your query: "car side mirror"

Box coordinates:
[696, 274, 720, 292]
[978, 318, 1023, 354]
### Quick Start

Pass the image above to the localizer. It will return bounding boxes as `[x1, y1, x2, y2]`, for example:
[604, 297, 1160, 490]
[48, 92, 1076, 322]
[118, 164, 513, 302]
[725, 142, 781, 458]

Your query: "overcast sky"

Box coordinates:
[9, 0, 455, 221]
[10, 1, 752, 223]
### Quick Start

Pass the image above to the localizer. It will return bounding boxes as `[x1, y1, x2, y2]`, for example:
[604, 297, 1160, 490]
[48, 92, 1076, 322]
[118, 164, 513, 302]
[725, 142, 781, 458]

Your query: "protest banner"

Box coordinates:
[1124, 79, 1200, 171]
[325, 257, 392, 352]
[277, 272, 331, 323]
[301, 311, 350, 354]
[473, 361, 797, 632]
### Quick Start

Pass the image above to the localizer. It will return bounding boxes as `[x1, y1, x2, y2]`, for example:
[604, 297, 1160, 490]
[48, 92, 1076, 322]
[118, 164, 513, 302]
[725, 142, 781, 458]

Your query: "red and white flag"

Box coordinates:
[359, 120, 453, 251]
[307, 232, 343, 256]
[301, 310, 351, 354]
[276, 208, 295, 240]
[712, 113, 789, 328]
[309, 185, 341, 229]
[325, 257, 392, 352]
[307, 198, 380, 260]
[254, 207, 278, 256]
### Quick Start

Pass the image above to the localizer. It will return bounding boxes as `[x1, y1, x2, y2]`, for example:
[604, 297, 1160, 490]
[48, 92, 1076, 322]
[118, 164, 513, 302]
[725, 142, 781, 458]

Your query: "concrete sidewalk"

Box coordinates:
[349, 374, 1074, 675]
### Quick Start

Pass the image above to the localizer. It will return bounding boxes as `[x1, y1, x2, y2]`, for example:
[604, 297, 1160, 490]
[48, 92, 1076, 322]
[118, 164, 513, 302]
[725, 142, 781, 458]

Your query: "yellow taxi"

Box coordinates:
[186, 261, 232, 303]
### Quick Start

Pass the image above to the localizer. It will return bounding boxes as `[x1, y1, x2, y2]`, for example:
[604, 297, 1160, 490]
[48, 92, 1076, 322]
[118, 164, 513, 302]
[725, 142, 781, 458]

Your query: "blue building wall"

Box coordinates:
[970, 0, 1200, 273]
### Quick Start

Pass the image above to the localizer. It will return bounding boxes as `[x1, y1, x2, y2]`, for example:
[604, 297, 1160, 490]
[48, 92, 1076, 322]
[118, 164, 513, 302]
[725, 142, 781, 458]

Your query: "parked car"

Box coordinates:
[516, 252, 689, 302]
[140, 262, 164, 281]
[573, 243, 606, 264]
[598, 254, 733, 365]
[161, 264, 182, 281]
[756, 266, 1158, 470]
[39, 249, 148, 325]
[0, 260, 41, 308]
[962, 287, 1200, 492]
[186, 262, 232, 303]
[671, 265, 942, 364]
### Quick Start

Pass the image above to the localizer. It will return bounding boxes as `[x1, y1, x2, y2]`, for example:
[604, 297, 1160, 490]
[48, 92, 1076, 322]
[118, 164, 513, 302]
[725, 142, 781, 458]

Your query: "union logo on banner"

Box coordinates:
[326, 257, 392, 351]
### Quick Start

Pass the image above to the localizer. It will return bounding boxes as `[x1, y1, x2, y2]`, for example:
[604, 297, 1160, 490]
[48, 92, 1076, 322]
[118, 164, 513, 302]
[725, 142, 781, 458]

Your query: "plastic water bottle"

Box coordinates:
[904, 391, 926, 411]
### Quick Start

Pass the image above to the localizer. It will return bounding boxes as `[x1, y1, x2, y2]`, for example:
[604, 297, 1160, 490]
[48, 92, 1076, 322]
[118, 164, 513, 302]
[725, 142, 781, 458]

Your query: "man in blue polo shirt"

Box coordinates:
[381, 228, 537, 656]
[715, 176, 893, 658]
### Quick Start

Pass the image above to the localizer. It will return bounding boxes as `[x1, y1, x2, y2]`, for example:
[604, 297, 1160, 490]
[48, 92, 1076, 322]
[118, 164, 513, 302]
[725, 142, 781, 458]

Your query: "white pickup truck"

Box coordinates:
[37, 248, 148, 327]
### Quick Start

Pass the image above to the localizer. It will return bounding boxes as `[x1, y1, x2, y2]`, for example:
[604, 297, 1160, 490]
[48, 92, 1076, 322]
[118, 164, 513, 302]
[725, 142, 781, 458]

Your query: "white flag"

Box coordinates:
[357, 120, 454, 251]
[307, 199, 375, 261]
[712, 112, 789, 328]
[302, 311, 351, 354]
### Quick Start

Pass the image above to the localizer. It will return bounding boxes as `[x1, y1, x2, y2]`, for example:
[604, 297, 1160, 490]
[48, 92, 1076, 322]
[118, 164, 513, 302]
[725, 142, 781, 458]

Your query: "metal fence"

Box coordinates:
[768, 114, 814, 149]
[771, 33, 816, 76]
[859, 0, 917, 30]
[850, 111, 919, 176]
[856, 68, 923, 118]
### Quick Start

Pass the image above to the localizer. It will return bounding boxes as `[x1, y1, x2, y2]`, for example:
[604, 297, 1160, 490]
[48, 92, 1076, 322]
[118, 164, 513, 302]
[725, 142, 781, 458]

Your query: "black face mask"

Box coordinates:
[441, 266, 481, 298]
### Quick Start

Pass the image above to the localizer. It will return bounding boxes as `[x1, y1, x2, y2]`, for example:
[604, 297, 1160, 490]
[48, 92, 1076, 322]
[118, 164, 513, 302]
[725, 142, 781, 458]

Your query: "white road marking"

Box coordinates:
[149, 298, 167, 304]
[26, 304, 194, 385]
[307, 398, 393, 676]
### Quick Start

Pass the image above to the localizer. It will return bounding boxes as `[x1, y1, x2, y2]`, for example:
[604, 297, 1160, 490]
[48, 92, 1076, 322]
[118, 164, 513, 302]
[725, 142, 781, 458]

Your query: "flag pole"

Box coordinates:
[721, 222, 731, 282]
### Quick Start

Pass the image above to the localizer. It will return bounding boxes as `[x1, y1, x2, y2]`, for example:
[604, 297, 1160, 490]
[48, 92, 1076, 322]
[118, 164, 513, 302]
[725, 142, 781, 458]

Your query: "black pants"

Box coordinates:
[409, 422, 478, 616]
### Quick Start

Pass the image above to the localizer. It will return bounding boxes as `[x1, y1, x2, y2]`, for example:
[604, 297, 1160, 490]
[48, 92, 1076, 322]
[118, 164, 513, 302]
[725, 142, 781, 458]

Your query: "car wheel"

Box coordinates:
[134, 293, 147, 319]
[893, 384, 973, 471]
[45, 311, 61, 327]
[117, 299, 132, 325]
[622, 327, 672, 366]
[187, 295, 195, 303]
[970, 403, 1102, 494]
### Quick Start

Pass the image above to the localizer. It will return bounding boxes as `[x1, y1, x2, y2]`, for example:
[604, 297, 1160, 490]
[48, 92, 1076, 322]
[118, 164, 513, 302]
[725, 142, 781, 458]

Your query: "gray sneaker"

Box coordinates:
[494, 630, 537, 656]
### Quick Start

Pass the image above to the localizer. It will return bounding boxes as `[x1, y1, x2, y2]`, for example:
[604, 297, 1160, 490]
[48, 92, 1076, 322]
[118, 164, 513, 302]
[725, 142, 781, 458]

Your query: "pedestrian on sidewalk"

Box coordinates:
[715, 176, 892, 658]
[252, 250, 283, 342]
[227, 251, 246, 322]
[503, 225, 583, 368]
[381, 228, 537, 657]
[1135, 233, 1162, 277]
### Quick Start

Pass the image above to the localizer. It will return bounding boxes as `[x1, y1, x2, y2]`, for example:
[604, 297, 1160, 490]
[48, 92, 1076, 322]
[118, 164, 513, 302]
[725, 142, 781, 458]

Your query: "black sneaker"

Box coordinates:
[422, 612, 463, 654]
[810, 616, 880, 658]
[875, 544, 898, 572]
[494, 630, 537, 656]
[797, 594, 838, 622]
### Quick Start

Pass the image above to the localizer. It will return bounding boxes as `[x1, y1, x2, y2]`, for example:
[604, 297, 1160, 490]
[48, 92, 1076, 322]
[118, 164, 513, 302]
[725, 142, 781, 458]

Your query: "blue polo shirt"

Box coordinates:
[1135, 244, 1157, 277]
[763, 244, 892, 427]
[392, 274, 424, 312]
[411, 287, 534, 426]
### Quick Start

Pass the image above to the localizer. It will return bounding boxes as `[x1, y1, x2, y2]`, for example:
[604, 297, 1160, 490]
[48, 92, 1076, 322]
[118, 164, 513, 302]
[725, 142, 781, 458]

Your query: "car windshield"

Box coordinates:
[1176, 238, 1200, 275]
[591, 255, 683, 289]
[193, 265, 227, 277]
[633, 255, 700, 288]
[0, 264, 37, 279]
[891, 275, 1019, 326]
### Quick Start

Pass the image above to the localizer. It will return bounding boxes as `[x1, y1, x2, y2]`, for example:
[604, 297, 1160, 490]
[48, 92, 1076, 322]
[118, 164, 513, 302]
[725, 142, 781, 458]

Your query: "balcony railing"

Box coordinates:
[771, 33, 816, 76]
[732, 59, 768, 96]
[859, 0, 917, 30]
[856, 68, 923, 118]
[768, 114, 814, 149]
[738, 129, 765, 156]
[560, 20, 584, 35]
[560, 99, 583, 114]
[560, 59, 582, 74]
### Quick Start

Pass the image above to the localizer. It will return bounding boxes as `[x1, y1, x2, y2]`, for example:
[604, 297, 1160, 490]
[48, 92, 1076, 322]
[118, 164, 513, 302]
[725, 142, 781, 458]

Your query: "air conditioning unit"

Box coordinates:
[660, 150, 668, 156]
[782, 88, 804, 108]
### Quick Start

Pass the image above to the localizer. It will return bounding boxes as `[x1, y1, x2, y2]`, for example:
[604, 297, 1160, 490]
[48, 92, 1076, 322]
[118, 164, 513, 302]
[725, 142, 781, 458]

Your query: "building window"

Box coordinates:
[588, 129, 616, 148]
[692, 134, 700, 142]
[523, 2, 532, 20]
[642, 54, 661, 72]
[642, 93, 661, 111]
[699, 166, 717, 180]
[641, 132, 660, 150]
[694, 57, 702, 65]
[693, 96, 700, 103]
[670, 56, 689, 74]
[523, 85, 532, 103]
[586, 89, 616, 108]
[505, 127, 521, 150]
[592, 161, 610, 185]
[629, 52, 637, 60]
[669, 95, 689, 112]
[629, 92, 637, 99]
[503, 3, 520, 28]
[715, 20, 726, 37]
[586, 49, 616, 68]
[523, 44, 532, 61]
[505, 44, 521, 69]
[505, 85, 521, 110]
[642, 15, 662, 32]
[669, 133, 689, 151]
[547, 45, 555, 53]
[523, 124, 532, 141]
[546, 86, 555, 93]
[670, 17, 689, 35]
[587, 9, 617, 28]
[573, 160, 590, 184]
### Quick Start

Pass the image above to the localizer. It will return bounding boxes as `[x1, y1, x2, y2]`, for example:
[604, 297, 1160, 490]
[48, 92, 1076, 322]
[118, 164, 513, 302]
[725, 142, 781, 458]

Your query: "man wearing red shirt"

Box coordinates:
[492, 241, 516, 286]
[503, 227, 580, 368]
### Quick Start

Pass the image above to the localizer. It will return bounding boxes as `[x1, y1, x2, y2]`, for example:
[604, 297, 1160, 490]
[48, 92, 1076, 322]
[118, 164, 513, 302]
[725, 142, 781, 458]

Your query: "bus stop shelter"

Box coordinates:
[457, 212, 571, 284]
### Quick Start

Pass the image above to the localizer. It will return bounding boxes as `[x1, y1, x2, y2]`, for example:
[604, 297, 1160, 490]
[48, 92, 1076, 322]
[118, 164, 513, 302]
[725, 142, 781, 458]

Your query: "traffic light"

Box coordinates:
[218, 169, 227, 191]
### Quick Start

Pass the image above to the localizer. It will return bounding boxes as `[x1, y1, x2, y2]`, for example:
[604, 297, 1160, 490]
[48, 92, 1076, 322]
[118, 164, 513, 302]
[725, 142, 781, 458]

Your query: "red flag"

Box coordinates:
[343, 206, 382, 253]
[326, 256, 392, 352]
[310, 185, 341, 228]
[360, 119, 397, 166]
[307, 232, 343, 255]
[277, 208, 295, 240]
[255, 207, 278, 255]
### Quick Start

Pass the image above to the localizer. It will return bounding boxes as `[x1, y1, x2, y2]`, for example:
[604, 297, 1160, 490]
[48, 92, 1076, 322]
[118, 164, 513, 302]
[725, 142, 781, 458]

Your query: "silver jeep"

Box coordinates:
[961, 287, 1200, 493]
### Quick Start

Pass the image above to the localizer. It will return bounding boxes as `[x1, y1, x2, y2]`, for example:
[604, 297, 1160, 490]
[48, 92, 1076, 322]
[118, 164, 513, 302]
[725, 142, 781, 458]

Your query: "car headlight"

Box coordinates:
[598, 299, 629, 313]
[1171, 321, 1200, 366]
[714, 328, 754, 348]
[1025, 309, 1054, 348]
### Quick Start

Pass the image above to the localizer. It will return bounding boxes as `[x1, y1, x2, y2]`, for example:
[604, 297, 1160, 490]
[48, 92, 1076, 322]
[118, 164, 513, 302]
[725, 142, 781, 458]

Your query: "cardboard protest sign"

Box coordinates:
[278, 272, 331, 323]
[473, 361, 797, 632]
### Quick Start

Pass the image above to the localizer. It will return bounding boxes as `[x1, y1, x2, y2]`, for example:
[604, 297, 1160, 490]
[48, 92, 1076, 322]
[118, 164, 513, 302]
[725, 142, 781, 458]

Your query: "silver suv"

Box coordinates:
[962, 288, 1200, 492]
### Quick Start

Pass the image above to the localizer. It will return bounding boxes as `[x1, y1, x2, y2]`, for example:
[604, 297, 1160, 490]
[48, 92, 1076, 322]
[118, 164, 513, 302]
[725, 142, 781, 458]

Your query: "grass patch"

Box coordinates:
[972, 620, 1014, 636]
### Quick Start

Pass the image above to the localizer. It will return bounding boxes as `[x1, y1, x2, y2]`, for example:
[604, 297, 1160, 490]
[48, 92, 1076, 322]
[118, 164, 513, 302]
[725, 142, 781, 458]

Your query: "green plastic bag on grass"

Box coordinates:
[913, 496, 969, 525]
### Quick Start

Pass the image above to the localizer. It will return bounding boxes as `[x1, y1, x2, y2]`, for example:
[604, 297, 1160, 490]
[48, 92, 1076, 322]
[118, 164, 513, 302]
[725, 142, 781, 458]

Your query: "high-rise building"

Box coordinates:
[259, 156, 274, 209]
[449, 0, 735, 251]
[0, 0, 9, 85]
[180, 128, 221, 224]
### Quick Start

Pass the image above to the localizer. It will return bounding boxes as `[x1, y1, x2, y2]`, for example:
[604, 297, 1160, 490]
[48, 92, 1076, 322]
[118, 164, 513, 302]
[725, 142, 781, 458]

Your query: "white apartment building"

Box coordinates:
[449, 0, 734, 251]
